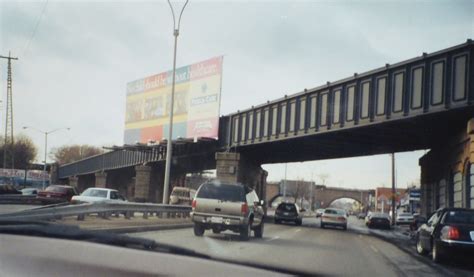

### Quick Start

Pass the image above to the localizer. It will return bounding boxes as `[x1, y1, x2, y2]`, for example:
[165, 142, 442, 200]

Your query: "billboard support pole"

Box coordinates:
[163, 0, 189, 204]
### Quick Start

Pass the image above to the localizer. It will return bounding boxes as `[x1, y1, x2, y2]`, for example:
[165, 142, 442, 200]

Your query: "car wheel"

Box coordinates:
[432, 241, 446, 263]
[240, 222, 251, 241]
[274, 219, 280, 224]
[296, 219, 302, 226]
[212, 227, 221, 234]
[193, 223, 205, 237]
[343, 224, 347, 230]
[254, 222, 264, 238]
[321, 223, 325, 229]
[416, 236, 427, 255]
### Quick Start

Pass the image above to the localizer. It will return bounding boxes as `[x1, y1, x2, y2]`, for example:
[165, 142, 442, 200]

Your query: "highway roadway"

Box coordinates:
[130, 217, 452, 276]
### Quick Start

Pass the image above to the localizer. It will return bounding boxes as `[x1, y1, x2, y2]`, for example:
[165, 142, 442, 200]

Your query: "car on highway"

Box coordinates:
[274, 202, 303, 225]
[366, 213, 391, 229]
[191, 181, 265, 240]
[71, 188, 127, 204]
[21, 187, 38, 195]
[395, 212, 414, 225]
[169, 186, 196, 205]
[416, 208, 474, 263]
[320, 208, 348, 230]
[357, 212, 367, 219]
[37, 185, 78, 203]
[315, 208, 325, 218]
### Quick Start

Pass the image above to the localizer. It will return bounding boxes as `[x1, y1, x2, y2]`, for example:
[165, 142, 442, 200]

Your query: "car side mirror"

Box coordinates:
[300, 209, 306, 212]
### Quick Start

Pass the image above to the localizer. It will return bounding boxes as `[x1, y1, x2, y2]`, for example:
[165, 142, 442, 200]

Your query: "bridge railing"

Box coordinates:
[58, 148, 164, 178]
[225, 40, 473, 148]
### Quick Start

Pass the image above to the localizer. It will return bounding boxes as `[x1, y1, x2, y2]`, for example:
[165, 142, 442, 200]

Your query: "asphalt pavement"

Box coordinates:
[130, 217, 448, 276]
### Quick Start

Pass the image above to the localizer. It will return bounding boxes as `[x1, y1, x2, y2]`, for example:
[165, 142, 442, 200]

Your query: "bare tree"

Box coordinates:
[50, 145, 104, 165]
[0, 134, 37, 169]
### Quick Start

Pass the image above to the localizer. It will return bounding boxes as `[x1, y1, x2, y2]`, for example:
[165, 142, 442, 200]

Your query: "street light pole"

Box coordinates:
[23, 126, 70, 190]
[163, 0, 189, 204]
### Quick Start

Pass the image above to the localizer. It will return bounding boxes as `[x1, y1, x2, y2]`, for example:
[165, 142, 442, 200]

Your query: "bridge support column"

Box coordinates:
[95, 172, 107, 188]
[134, 165, 151, 202]
[68, 176, 78, 188]
[215, 152, 267, 202]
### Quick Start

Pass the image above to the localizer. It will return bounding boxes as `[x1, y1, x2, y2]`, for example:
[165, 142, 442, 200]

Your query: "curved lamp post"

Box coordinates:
[23, 126, 70, 189]
[163, 0, 189, 204]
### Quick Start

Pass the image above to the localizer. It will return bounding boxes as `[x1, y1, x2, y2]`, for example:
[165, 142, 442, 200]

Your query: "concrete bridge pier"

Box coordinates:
[215, 152, 268, 201]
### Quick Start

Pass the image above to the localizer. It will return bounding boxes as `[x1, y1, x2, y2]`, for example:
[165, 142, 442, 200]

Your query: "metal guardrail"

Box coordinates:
[0, 195, 43, 205]
[0, 202, 192, 221]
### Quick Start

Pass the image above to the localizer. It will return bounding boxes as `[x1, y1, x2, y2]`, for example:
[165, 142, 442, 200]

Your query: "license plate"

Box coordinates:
[470, 231, 474, 241]
[46, 194, 51, 198]
[284, 212, 289, 215]
[211, 217, 223, 224]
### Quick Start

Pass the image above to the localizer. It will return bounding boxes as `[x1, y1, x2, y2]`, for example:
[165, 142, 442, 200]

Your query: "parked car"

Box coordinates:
[71, 188, 127, 204]
[190, 181, 265, 240]
[357, 212, 367, 219]
[396, 212, 414, 225]
[320, 208, 347, 230]
[169, 187, 196, 205]
[21, 187, 38, 195]
[274, 202, 303, 225]
[37, 185, 78, 203]
[416, 208, 474, 263]
[316, 208, 325, 218]
[367, 213, 391, 229]
[0, 184, 22, 195]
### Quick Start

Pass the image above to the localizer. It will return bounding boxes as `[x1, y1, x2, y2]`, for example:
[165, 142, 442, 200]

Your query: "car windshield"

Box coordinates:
[81, 189, 107, 198]
[325, 209, 345, 215]
[277, 203, 297, 212]
[1, 1, 473, 276]
[45, 186, 66, 193]
[196, 183, 245, 202]
[444, 210, 474, 224]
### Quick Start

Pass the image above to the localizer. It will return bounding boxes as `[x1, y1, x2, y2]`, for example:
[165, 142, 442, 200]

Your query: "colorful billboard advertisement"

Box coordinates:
[124, 56, 223, 144]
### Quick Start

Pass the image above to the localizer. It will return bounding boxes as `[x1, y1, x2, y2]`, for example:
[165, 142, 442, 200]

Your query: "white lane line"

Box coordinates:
[295, 229, 301, 233]
[370, 244, 379, 253]
[267, 236, 280, 241]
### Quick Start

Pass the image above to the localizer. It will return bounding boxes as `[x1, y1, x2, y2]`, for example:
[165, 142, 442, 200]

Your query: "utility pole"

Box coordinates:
[0, 52, 18, 178]
[391, 153, 396, 225]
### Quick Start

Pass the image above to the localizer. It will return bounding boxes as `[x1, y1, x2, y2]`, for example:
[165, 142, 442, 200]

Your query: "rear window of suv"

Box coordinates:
[196, 183, 245, 202]
[277, 203, 297, 212]
[444, 210, 474, 224]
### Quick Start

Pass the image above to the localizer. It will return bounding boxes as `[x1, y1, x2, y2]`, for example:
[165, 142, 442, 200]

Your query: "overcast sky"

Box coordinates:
[0, 0, 473, 189]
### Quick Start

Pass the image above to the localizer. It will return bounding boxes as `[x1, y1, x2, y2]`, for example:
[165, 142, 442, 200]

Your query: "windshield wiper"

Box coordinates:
[0, 219, 208, 258]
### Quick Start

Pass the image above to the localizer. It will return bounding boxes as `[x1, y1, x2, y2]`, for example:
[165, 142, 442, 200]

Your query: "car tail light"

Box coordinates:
[337, 216, 346, 221]
[241, 203, 248, 214]
[442, 226, 460, 240]
[191, 199, 196, 209]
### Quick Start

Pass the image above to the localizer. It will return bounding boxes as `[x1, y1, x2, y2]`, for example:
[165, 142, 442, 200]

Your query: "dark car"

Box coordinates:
[0, 184, 22, 195]
[274, 203, 303, 225]
[37, 185, 78, 204]
[367, 213, 391, 229]
[416, 208, 474, 263]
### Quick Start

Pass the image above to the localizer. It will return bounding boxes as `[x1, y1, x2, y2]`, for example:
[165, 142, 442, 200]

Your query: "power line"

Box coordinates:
[21, 0, 49, 56]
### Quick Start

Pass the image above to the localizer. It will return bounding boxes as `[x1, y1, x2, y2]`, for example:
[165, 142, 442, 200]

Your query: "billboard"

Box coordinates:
[0, 168, 50, 188]
[124, 56, 223, 144]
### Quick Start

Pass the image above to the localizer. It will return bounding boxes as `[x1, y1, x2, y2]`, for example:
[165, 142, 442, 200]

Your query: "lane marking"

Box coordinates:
[295, 229, 301, 233]
[267, 236, 280, 241]
[370, 244, 379, 253]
